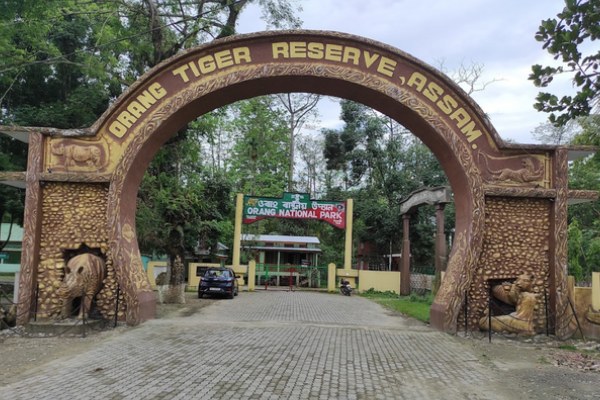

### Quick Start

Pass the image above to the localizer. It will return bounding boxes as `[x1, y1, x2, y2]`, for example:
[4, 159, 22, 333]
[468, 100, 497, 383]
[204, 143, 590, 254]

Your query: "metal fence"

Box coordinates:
[255, 263, 329, 289]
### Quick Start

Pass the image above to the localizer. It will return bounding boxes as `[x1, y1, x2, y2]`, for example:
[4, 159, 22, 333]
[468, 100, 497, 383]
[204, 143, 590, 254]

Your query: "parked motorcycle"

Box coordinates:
[340, 279, 352, 296]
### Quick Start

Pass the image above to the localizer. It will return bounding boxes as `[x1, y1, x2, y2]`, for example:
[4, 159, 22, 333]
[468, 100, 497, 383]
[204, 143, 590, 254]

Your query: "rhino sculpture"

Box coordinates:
[57, 253, 106, 320]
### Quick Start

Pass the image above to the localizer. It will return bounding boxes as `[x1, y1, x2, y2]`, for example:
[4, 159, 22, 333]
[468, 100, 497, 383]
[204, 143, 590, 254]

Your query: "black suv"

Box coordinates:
[198, 267, 239, 299]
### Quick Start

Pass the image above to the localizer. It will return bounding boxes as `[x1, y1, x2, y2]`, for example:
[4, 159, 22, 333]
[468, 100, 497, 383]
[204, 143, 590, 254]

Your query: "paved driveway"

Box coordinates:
[0, 291, 593, 399]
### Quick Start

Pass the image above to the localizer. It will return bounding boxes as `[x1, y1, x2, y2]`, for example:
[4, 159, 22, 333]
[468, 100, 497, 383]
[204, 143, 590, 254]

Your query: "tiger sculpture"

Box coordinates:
[56, 253, 106, 320]
[479, 273, 537, 335]
[479, 292, 537, 335]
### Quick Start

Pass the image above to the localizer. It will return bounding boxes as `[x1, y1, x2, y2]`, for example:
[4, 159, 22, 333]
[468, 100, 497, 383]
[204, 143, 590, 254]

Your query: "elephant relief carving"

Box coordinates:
[56, 253, 106, 320]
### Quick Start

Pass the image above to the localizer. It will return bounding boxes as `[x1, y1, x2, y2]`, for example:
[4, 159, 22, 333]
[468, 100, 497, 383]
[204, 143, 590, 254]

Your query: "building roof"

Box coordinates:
[241, 234, 320, 245]
[245, 246, 321, 253]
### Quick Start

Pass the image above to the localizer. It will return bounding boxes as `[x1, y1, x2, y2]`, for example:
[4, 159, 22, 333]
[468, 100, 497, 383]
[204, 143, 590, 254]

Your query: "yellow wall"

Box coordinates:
[147, 261, 168, 289]
[358, 270, 401, 294]
[187, 262, 247, 290]
[336, 268, 358, 288]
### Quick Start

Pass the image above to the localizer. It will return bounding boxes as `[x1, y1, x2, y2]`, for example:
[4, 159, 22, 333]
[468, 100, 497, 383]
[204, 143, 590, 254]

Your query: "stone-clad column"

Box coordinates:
[17, 132, 43, 325]
[552, 148, 572, 338]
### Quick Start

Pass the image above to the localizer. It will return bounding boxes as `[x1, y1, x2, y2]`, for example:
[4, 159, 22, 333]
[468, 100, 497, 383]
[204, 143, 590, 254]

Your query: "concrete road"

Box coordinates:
[0, 291, 596, 399]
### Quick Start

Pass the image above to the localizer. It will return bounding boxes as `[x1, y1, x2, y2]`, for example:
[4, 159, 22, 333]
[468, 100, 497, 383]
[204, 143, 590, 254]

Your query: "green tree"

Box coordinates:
[136, 130, 232, 277]
[568, 219, 585, 282]
[323, 101, 449, 269]
[567, 115, 600, 282]
[228, 96, 290, 197]
[0, 135, 27, 250]
[530, 0, 600, 126]
[0, 0, 124, 127]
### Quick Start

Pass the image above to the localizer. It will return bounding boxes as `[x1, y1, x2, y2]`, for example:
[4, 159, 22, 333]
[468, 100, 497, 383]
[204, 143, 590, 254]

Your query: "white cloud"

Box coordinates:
[237, 0, 571, 144]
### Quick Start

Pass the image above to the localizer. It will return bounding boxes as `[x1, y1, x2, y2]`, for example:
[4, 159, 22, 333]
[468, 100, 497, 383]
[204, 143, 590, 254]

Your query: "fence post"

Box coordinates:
[464, 290, 468, 335]
[34, 283, 39, 322]
[114, 285, 120, 328]
[544, 288, 549, 336]
[488, 287, 492, 343]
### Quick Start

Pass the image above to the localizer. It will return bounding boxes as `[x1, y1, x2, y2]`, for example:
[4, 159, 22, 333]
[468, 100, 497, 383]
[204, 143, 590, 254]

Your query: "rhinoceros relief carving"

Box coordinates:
[57, 253, 106, 320]
[49, 139, 109, 172]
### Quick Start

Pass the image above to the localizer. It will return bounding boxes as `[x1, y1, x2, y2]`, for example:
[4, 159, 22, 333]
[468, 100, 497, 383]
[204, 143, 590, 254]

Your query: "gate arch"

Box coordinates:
[10, 31, 579, 335]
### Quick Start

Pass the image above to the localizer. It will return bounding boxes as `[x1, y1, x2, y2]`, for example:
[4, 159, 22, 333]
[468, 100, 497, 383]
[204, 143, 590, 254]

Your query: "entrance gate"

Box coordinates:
[1, 31, 596, 337]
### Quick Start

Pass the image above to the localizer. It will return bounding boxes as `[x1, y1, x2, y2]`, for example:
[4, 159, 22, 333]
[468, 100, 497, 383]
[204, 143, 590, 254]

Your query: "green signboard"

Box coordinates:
[243, 192, 346, 229]
[0, 252, 8, 260]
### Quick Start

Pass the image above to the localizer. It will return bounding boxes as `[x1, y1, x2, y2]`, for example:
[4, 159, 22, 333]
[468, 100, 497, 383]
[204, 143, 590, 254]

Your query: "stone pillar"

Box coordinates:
[328, 263, 336, 292]
[232, 193, 243, 269]
[248, 260, 256, 292]
[344, 199, 353, 270]
[400, 213, 411, 295]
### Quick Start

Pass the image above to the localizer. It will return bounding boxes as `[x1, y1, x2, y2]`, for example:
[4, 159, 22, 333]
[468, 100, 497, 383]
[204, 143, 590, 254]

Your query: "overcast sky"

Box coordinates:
[237, 0, 572, 144]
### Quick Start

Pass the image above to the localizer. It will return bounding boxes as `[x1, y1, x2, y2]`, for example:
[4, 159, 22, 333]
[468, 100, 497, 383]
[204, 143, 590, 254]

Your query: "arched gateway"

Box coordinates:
[1, 31, 595, 337]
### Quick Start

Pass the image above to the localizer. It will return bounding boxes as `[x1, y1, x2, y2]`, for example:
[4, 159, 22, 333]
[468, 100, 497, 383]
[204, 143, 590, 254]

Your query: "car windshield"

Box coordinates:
[205, 269, 231, 278]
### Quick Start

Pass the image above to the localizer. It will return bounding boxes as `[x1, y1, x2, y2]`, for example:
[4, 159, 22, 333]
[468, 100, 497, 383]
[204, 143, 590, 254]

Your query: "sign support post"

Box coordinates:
[343, 199, 353, 270]
[232, 193, 243, 269]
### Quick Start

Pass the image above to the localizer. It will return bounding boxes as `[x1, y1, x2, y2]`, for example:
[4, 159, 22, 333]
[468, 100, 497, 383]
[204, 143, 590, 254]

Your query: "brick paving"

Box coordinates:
[1, 291, 526, 399]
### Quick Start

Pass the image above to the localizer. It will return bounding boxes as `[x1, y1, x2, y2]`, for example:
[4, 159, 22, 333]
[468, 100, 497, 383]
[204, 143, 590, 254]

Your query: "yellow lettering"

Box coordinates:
[109, 121, 127, 138]
[437, 94, 457, 115]
[214, 50, 234, 68]
[363, 51, 380, 68]
[136, 90, 158, 108]
[307, 42, 324, 59]
[461, 121, 483, 142]
[233, 47, 252, 63]
[117, 111, 136, 128]
[377, 57, 396, 77]
[407, 72, 427, 92]
[325, 44, 343, 62]
[198, 55, 216, 74]
[424, 81, 444, 103]
[188, 61, 200, 77]
[450, 107, 471, 128]
[290, 41, 307, 58]
[127, 101, 146, 118]
[148, 82, 167, 99]
[172, 65, 190, 83]
[342, 46, 360, 65]
[272, 42, 289, 59]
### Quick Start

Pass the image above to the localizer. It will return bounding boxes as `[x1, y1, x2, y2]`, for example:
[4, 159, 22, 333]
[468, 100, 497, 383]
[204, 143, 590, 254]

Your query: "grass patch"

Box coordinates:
[360, 289, 433, 323]
[558, 344, 578, 351]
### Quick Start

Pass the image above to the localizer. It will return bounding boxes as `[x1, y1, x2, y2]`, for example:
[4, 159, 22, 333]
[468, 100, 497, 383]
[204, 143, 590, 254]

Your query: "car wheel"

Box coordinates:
[198, 292, 203, 299]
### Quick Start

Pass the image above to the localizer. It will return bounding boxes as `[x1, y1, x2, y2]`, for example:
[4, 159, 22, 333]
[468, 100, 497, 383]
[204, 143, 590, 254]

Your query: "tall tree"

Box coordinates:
[274, 93, 320, 191]
[530, 0, 600, 126]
